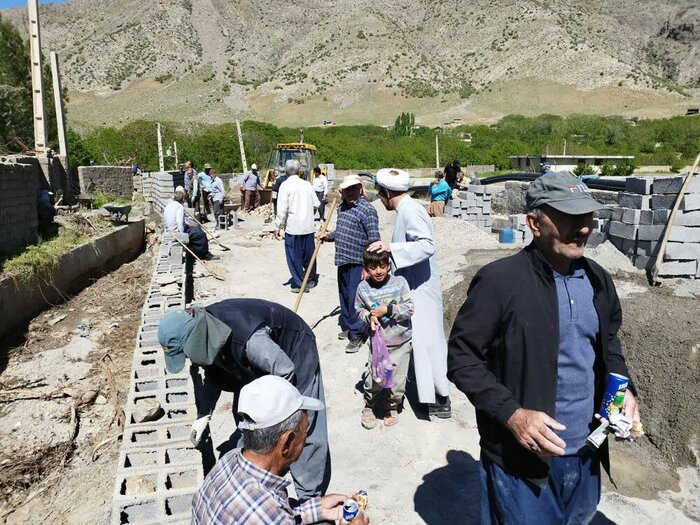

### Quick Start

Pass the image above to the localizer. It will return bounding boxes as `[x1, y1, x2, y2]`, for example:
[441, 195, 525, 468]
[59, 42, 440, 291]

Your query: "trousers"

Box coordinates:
[363, 340, 412, 410]
[315, 191, 326, 220]
[337, 264, 366, 341]
[284, 233, 317, 288]
[480, 451, 601, 525]
[244, 190, 260, 211]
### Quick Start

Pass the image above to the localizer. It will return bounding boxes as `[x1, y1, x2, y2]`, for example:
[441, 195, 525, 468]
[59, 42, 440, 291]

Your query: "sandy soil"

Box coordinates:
[192, 208, 699, 524]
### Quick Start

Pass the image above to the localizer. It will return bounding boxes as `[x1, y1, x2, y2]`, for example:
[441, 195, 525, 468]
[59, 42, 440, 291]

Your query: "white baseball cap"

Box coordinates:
[237, 375, 324, 430]
[339, 175, 362, 190]
[251, 163, 258, 170]
[175, 186, 185, 193]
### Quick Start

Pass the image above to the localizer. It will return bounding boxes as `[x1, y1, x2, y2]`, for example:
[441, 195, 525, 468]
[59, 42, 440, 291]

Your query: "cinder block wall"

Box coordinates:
[142, 171, 183, 215]
[78, 166, 134, 198]
[0, 161, 39, 255]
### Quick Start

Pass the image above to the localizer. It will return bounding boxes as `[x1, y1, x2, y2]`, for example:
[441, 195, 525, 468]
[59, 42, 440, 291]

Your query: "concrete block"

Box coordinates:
[609, 235, 624, 251]
[625, 176, 654, 195]
[652, 176, 685, 194]
[621, 209, 641, 225]
[653, 209, 671, 225]
[668, 226, 700, 243]
[611, 208, 624, 221]
[639, 210, 653, 225]
[687, 176, 700, 194]
[618, 193, 651, 210]
[621, 239, 636, 256]
[596, 208, 613, 220]
[664, 242, 700, 260]
[472, 186, 485, 195]
[683, 194, 700, 211]
[459, 200, 469, 209]
[587, 231, 607, 248]
[675, 211, 700, 226]
[482, 203, 492, 214]
[651, 194, 677, 210]
[636, 241, 659, 257]
[634, 254, 652, 271]
[608, 221, 638, 240]
[637, 225, 665, 241]
[659, 260, 698, 277]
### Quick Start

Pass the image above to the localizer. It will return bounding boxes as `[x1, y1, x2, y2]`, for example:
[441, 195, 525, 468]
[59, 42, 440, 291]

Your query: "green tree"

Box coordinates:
[394, 112, 414, 137]
[0, 13, 59, 153]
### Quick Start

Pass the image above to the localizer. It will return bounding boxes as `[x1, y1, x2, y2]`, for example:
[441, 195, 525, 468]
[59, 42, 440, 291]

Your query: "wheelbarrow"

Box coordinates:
[103, 204, 132, 222]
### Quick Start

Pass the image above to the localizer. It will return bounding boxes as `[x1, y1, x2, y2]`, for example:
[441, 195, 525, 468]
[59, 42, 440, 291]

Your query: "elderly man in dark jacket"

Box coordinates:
[448, 172, 641, 524]
[158, 298, 330, 501]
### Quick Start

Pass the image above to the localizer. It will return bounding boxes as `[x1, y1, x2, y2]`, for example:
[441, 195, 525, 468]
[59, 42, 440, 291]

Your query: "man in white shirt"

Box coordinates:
[274, 160, 320, 293]
[311, 166, 328, 221]
[164, 190, 186, 234]
[208, 169, 226, 227]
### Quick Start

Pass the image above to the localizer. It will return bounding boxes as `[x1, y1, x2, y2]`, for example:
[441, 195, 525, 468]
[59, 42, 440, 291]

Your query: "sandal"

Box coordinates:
[361, 407, 377, 429]
[383, 409, 399, 427]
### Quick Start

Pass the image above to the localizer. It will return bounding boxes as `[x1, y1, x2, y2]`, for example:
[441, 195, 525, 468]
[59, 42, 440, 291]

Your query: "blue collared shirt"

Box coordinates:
[553, 262, 598, 454]
[327, 197, 381, 266]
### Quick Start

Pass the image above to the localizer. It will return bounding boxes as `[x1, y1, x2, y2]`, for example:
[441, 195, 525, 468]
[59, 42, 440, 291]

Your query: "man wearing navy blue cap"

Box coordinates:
[158, 298, 330, 501]
[448, 172, 641, 524]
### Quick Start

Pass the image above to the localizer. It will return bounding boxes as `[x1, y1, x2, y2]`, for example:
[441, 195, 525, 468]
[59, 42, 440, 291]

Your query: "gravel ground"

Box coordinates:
[585, 240, 641, 275]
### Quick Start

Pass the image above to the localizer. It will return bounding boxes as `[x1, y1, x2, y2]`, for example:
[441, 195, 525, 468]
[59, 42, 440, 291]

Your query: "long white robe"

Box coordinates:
[390, 196, 450, 403]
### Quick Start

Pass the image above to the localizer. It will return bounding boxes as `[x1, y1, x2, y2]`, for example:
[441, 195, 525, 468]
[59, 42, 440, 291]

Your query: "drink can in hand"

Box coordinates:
[352, 490, 368, 510]
[599, 373, 628, 420]
[343, 499, 359, 522]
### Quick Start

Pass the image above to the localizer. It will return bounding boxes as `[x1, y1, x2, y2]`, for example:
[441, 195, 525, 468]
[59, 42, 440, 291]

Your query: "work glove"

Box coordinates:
[190, 414, 211, 447]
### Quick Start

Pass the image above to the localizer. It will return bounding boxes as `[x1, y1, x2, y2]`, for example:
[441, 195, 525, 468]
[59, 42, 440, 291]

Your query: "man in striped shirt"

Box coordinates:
[192, 376, 369, 525]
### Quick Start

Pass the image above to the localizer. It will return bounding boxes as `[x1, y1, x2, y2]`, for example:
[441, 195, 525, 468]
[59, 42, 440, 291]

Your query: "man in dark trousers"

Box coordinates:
[158, 298, 330, 501]
[320, 175, 380, 352]
[447, 172, 641, 524]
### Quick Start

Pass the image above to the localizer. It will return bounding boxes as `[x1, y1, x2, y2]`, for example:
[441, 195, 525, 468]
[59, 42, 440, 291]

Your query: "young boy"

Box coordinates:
[354, 248, 414, 429]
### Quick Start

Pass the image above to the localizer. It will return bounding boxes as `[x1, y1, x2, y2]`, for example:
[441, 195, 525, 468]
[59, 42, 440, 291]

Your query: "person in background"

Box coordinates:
[274, 160, 320, 293]
[158, 298, 332, 502]
[355, 248, 414, 429]
[209, 169, 226, 227]
[183, 161, 196, 207]
[428, 170, 451, 217]
[311, 166, 328, 222]
[191, 375, 368, 525]
[369, 168, 452, 419]
[198, 163, 214, 219]
[448, 172, 641, 524]
[320, 176, 380, 353]
[242, 164, 263, 212]
[541, 162, 555, 176]
[272, 169, 289, 215]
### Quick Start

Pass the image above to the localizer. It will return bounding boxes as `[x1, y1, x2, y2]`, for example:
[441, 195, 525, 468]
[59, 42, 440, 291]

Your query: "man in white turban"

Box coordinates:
[367, 168, 451, 418]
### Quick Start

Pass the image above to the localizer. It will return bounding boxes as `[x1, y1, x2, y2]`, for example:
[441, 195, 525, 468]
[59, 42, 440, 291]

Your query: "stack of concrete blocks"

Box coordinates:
[446, 186, 494, 233]
[607, 174, 700, 276]
[110, 232, 203, 524]
[507, 215, 533, 244]
[0, 160, 40, 255]
[142, 172, 184, 215]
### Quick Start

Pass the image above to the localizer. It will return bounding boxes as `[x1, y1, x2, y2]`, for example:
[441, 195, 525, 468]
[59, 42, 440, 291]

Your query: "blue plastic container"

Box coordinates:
[499, 228, 515, 244]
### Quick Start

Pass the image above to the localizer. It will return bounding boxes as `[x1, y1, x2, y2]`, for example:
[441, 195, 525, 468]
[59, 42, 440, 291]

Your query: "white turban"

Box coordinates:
[376, 168, 411, 192]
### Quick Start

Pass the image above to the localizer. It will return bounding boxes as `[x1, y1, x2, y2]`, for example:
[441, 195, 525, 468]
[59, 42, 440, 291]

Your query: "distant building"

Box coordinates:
[509, 155, 635, 173]
[687, 108, 699, 116]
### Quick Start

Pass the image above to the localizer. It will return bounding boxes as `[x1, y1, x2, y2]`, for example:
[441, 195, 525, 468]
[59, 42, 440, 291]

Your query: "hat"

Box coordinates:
[204, 163, 212, 170]
[251, 163, 257, 170]
[158, 311, 196, 374]
[339, 175, 362, 190]
[526, 172, 606, 215]
[376, 168, 411, 191]
[175, 186, 185, 193]
[541, 162, 552, 168]
[237, 375, 324, 430]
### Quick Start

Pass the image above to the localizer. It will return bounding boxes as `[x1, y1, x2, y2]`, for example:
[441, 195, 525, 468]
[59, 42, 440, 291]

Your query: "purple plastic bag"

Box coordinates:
[371, 327, 395, 389]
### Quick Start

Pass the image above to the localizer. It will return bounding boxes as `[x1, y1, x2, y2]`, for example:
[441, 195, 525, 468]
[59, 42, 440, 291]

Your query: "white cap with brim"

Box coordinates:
[175, 186, 185, 194]
[376, 168, 411, 191]
[237, 375, 324, 430]
[339, 175, 362, 190]
[251, 164, 258, 170]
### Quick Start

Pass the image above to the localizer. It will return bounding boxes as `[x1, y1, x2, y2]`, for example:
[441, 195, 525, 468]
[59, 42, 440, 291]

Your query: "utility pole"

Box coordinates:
[49, 52, 68, 166]
[27, 0, 47, 155]
[173, 141, 179, 167]
[563, 139, 567, 156]
[236, 119, 248, 173]
[435, 134, 440, 170]
[157, 123, 165, 172]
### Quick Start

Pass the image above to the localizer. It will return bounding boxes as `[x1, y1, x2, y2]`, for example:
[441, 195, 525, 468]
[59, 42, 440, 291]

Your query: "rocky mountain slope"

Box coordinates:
[3, 0, 699, 126]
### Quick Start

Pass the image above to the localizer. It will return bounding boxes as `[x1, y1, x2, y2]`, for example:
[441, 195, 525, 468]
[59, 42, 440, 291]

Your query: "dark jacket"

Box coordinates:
[204, 299, 319, 394]
[447, 243, 633, 485]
